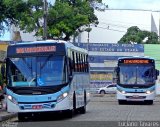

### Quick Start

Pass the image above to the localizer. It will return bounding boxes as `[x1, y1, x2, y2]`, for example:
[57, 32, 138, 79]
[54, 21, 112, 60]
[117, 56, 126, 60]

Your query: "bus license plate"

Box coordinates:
[132, 95, 139, 98]
[32, 105, 43, 109]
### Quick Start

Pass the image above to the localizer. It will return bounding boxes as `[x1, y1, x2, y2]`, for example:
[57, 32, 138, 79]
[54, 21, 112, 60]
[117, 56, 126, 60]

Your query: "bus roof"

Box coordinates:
[8, 40, 88, 54]
[12, 40, 71, 45]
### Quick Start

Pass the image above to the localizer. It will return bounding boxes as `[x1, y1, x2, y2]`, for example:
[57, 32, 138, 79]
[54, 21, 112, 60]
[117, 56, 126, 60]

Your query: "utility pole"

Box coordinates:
[43, 0, 48, 40]
[86, 25, 91, 52]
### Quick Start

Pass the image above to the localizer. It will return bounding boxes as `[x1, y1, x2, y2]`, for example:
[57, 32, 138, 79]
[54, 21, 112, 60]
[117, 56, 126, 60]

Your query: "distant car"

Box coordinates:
[96, 84, 117, 94]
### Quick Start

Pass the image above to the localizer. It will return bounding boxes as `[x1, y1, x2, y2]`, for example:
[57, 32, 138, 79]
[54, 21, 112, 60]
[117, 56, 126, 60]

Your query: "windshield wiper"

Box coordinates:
[28, 77, 36, 86]
[22, 58, 32, 70]
[40, 55, 53, 69]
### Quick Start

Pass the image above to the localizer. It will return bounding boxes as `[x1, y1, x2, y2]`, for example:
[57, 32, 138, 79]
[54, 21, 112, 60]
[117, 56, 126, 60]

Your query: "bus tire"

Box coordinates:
[18, 113, 26, 121]
[79, 91, 86, 114]
[66, 93, 76, 118]
[145, 100, 153, 105]
[65, 110, 74, 118]
[73, 92, 77, 113]
[118, 100, 125, 105]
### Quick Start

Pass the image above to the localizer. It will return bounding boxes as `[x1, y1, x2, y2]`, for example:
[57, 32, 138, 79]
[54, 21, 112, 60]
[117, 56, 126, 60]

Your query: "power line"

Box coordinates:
[92, 25, 126, 33]
[99, 20, 151, 28]
[99, 22, 129, 28]
[105, 8, 160, 12]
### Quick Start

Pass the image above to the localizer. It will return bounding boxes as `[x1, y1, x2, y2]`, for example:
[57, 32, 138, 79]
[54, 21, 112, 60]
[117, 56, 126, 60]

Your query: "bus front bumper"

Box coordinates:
[117, 91, 156, 101]
[7, 96, 72, 113]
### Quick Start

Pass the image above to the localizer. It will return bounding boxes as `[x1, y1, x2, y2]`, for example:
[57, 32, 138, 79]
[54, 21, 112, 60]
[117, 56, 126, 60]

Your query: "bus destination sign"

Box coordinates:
[123, 59, 150, 64]
[16, 46, 56, 54]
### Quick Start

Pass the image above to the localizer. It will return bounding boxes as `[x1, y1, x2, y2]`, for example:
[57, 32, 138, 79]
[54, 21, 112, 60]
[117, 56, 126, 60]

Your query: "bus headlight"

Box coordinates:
[57, 92, 68, 102]
[63, 92, 68, 98]
[8, 95, 18, 105]
[117, 88, 126, 94]
[146, 90, 151, 94]
[121, 91, 126, 94]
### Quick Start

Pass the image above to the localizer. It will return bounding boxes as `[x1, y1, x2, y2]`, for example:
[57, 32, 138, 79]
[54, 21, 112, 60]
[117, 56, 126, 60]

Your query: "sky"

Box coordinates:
[105, 0, 160, 10]
[0, 0, 160, 41]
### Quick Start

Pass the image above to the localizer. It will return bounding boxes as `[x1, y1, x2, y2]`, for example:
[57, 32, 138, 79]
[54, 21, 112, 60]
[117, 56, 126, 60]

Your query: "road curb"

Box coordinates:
[0, 113, 17, 122]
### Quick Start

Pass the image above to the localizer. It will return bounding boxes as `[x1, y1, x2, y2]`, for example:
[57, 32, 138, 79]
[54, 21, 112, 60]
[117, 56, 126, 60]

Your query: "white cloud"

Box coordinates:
[104, 0, 160, 11]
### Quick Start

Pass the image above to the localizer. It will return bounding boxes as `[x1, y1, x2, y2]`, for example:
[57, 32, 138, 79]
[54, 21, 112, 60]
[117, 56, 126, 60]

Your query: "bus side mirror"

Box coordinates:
[157, 70, 159, 76]
[113, 67, 119, 83]
[69, 75, 73, 82]
[155, 70, 159, 80]
[156, 70, 159, 76]
[115, 67, 119, 73]
[114, 67, 119, 76]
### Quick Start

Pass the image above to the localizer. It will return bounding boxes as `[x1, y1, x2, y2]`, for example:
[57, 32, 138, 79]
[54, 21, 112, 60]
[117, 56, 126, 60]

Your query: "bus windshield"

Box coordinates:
[119, 65, 154, 85]
[8, 55, 66, 87]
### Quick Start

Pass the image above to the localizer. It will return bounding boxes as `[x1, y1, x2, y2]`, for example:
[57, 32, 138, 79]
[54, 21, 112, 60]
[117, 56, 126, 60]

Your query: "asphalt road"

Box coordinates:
[2, 94, 160, 127]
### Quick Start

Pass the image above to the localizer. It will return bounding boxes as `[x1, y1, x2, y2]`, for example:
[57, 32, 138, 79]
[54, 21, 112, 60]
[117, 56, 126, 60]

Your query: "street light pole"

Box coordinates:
[43, 0, 48, 40]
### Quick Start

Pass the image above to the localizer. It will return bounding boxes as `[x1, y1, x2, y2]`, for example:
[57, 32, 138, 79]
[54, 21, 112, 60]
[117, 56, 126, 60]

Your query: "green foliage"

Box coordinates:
[118, 26, 160, 44]
[45, 0, 98, 40]
[0, 0, 100, 40]
[0, 0, 29, 35]
[16, 0, 43, 33]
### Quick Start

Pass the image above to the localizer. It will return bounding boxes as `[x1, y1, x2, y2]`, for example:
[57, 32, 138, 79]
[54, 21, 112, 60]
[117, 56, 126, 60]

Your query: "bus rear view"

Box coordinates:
[116, 57, 159, 105]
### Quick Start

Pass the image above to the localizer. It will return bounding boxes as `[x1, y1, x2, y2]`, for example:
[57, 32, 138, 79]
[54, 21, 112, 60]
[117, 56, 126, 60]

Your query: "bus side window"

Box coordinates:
[79, 53, 82, 72]
[72, 51, 75, 72]
[68, 58, 73, 76]
[86, 55, 89, 72]
[76, 53, 79, 72]
[84, 55, 87, 72]
[81, 54, 85, 72]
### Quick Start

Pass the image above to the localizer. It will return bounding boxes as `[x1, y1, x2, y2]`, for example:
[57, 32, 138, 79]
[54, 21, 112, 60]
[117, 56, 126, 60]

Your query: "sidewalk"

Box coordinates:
[0, 108, 17, 122]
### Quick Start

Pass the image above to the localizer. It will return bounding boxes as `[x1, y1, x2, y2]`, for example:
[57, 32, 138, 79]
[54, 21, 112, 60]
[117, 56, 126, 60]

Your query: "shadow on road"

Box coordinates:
[16, 111, 81, 122]
[118, 101, 153, 105]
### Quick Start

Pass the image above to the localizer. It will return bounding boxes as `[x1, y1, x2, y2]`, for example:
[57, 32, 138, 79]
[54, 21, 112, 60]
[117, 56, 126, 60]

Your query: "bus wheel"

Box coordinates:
[145, 100, 153, 105]
[118, 100, 125, 105]
[73, 92, 77, 113]
[65, 109, 74, 118]
[18, 113, 26, 121]
[65, 93, 76, 118]
[79, 91, 86, 114]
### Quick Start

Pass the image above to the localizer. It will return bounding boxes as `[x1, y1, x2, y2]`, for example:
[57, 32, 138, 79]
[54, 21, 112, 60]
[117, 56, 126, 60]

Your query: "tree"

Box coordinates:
[118, 26, 160, 44]
[45, 0, 98, 40]
[1, 0, 101, 41]
[0, 0, 29, 36]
